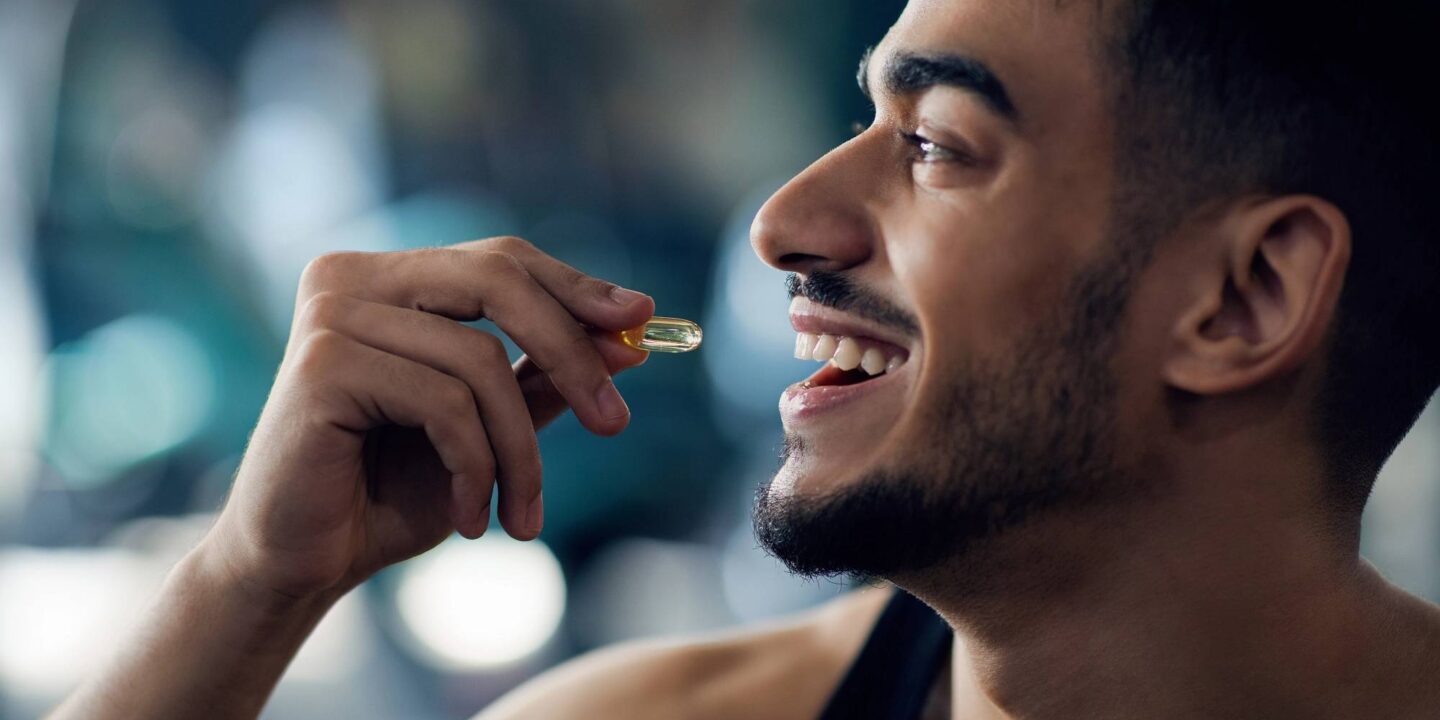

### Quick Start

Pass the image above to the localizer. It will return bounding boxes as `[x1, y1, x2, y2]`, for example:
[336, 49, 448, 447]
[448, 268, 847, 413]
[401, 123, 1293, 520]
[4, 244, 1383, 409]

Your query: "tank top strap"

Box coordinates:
[816, 586, 953, 720]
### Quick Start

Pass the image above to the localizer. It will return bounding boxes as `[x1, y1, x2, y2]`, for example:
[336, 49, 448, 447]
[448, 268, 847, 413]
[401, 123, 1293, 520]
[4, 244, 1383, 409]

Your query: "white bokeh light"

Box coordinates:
[393, 535, 566, 671]
[0, 0, 72, 526]
[0, 548, 158, 700]
[207, 5, 390, 333]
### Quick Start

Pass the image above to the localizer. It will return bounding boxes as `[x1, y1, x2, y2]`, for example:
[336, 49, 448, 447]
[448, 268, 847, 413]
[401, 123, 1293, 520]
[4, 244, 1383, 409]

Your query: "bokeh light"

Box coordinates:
[0, 0, 70, 530]
[393, 536, 567, 672]
[704, 185, 810, 442]
[0, 252, 46, 527]
[43, 315, 215, 488]
[210, 4, 388, 331]
[0, 548, 157, 699]
[570, 538, 731, 647]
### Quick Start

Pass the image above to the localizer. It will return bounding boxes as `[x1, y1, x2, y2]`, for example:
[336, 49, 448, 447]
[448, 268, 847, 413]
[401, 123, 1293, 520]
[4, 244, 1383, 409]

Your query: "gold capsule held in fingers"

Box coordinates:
[620, 317, 704, 353]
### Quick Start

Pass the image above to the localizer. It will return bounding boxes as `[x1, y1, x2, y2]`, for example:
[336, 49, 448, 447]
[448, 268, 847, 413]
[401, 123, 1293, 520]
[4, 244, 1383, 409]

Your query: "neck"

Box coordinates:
[896, 458, 1400, 719]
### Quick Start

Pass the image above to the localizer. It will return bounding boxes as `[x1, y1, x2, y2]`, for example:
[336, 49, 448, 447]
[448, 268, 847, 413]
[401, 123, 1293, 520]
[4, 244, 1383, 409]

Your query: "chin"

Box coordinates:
[752, 460, 943, 580]
[771, 429, 896, 500]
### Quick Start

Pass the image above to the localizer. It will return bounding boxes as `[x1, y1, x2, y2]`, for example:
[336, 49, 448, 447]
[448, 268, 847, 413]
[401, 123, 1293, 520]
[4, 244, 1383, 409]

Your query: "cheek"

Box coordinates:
[881, 222, 1079, 448]
[890, 207, 1047, 366]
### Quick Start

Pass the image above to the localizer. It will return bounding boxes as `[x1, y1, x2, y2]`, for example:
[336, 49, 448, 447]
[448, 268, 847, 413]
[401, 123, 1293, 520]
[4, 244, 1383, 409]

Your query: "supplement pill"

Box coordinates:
[620, 317, 703, 353]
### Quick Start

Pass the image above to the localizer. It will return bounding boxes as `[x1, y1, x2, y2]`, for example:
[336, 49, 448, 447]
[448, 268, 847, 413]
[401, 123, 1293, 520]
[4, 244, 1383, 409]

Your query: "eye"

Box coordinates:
[901, 131, 968, 164]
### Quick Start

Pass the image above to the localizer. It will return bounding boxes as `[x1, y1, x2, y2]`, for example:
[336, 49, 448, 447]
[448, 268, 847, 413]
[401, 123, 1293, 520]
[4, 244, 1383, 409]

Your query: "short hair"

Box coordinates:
[1103, 1, 1440, 512]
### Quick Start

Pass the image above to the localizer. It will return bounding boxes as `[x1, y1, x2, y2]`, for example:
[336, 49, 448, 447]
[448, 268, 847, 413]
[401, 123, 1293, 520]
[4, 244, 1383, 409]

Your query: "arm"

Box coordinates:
[48, 542, 338, 719]
[49, 238, 655, 720]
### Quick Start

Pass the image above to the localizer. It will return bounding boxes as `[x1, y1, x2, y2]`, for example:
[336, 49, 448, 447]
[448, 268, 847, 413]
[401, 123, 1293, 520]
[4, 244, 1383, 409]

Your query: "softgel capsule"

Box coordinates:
[620, 317, 704, 353]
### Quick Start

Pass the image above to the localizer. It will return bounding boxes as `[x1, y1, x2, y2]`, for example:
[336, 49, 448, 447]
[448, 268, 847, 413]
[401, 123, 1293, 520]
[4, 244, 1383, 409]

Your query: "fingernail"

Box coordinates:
[609, 286, 649, 306]
[595, 379, 629, 420]
[526, 495, 544, 535]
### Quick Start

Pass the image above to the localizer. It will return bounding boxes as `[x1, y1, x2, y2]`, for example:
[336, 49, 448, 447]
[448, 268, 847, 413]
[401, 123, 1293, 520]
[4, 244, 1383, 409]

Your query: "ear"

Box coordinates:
[1163, 196, 1351, 396]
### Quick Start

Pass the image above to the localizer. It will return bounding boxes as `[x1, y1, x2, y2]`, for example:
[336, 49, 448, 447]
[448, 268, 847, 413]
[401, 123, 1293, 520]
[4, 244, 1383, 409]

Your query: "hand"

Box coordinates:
[203, 237, 654, 602]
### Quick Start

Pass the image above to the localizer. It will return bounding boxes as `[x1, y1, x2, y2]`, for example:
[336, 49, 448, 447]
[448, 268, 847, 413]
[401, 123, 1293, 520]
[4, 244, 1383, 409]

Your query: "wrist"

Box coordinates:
[180, 534, 345, 627]
[49, 531, 350, 719]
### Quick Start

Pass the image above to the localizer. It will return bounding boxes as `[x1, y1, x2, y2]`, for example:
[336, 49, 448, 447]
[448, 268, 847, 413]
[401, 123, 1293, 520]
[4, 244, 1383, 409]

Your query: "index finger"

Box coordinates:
[299, 238, 655, 332]
[458, 237, 657, 330]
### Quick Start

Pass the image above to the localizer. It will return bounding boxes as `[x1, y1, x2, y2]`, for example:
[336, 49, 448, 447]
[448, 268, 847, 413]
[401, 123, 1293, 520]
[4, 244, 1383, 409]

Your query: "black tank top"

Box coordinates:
[816, 587, 953, 720]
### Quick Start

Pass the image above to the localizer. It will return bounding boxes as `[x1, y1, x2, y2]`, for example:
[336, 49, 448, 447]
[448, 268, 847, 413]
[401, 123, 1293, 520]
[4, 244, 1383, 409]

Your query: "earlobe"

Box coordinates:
[1163, 196, 1351, 396]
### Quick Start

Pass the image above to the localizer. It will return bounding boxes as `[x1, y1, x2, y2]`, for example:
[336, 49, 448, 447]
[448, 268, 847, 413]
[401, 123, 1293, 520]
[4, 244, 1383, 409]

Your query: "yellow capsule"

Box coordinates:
[620, 316, 704, 353]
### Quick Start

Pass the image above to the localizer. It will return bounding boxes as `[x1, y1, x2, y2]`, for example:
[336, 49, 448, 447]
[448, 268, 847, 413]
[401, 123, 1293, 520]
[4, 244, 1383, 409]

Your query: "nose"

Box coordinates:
[750, 137, 879, 275]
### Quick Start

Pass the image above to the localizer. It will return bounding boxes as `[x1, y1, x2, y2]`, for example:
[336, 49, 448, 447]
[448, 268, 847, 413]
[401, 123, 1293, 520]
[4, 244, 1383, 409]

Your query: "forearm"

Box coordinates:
[48, 538, 341, 720]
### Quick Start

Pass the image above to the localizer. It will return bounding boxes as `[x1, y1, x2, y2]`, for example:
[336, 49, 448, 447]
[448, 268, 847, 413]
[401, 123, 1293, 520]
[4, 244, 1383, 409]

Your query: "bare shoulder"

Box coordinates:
[474, 583, 896, 720]
[1389, 590, 1440, 718]
[1346, 572, 1440, 720]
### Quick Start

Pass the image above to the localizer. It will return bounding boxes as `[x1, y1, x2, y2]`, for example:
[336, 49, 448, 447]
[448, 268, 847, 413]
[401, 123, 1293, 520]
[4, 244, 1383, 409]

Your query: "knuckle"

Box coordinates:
[475, 448, 498, 479]
[530, 330, 597, 379]
[582, 274, 619, 300]
[474, 249, 527, 279]
[552, 262, 600, 293]
[560, 332, 604, 377]
[470, 331, 509, 365]
[465, 459, 498, 487]
[439, 376, 477, 419]
[565, 327, 598, 353]
[293, 329, 347, 380]
[299, 252, 360, 294]
[298, 291, 348, 330]
[486, 235, 533, 256]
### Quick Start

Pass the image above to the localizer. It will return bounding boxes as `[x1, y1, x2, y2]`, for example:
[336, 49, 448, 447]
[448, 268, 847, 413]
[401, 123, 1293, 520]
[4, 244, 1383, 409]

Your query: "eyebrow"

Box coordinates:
[858, 47, 1019, 123]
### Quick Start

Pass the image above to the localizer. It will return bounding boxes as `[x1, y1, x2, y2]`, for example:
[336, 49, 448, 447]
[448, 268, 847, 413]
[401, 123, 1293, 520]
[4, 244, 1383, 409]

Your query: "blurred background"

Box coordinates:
[0, 0, 1435, 718]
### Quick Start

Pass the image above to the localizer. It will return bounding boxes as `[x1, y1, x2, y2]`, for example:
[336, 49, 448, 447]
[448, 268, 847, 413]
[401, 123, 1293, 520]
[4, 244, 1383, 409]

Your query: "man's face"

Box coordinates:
[750, 0, 1144, 578]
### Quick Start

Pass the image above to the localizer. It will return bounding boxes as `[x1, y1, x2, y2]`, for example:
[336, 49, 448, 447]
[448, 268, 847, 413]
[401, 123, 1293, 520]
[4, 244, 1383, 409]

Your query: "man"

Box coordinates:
[52, 0, 1440, 718]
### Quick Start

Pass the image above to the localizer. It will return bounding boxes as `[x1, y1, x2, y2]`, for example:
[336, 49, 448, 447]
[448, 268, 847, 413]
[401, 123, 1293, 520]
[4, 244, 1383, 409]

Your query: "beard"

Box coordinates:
[753, 249, 1140, 581]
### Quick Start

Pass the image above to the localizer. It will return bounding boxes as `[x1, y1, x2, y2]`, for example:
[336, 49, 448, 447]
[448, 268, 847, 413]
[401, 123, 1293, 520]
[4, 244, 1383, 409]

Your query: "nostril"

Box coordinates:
[749, 152, 878, 273]
[777, 253, 832, 271]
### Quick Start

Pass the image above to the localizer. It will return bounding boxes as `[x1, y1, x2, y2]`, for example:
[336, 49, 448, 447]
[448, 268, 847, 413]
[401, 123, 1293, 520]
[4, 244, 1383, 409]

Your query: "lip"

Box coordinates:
[780, 360, 908, 423]
[788, 297, 913, 357]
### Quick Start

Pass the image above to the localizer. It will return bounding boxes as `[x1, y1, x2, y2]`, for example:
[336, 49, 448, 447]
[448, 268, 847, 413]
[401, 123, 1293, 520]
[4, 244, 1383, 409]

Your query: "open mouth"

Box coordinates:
[794, 332, 909, 387]
[807, 363, 881, 387]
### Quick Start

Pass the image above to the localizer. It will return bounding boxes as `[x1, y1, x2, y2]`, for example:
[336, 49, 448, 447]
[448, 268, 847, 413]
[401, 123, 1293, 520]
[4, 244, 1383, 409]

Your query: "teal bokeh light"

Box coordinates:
[43, 315, 216, 488]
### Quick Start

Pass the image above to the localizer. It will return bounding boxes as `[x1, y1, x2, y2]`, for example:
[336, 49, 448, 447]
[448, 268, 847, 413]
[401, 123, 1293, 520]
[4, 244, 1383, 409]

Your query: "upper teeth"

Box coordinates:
[794, 333, 906, 376]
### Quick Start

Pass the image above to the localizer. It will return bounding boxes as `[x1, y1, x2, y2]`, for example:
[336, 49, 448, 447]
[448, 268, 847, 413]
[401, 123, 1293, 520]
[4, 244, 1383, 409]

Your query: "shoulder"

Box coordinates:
[474, 583, 896, 720]
[1344, 569, 1440, 719]
[1390, 591, 1440, 717]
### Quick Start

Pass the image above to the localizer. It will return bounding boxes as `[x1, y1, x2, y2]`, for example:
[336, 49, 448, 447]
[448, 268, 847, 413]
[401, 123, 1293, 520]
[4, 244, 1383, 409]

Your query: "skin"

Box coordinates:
[51, 1, 1440, 719]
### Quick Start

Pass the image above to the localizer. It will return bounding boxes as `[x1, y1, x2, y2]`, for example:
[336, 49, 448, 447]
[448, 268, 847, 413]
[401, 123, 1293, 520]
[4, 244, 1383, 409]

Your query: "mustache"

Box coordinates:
[785, 271, 920, 338]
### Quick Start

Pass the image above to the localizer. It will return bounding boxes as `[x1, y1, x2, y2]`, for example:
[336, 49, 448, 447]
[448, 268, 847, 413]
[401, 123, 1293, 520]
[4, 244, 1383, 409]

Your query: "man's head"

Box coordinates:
[750, 0, 1440, 581]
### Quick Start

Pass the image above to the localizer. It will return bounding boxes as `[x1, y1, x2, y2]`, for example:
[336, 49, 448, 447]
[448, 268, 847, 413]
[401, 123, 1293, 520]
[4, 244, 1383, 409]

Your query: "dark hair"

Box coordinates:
[1105, 1, 1440, 511]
